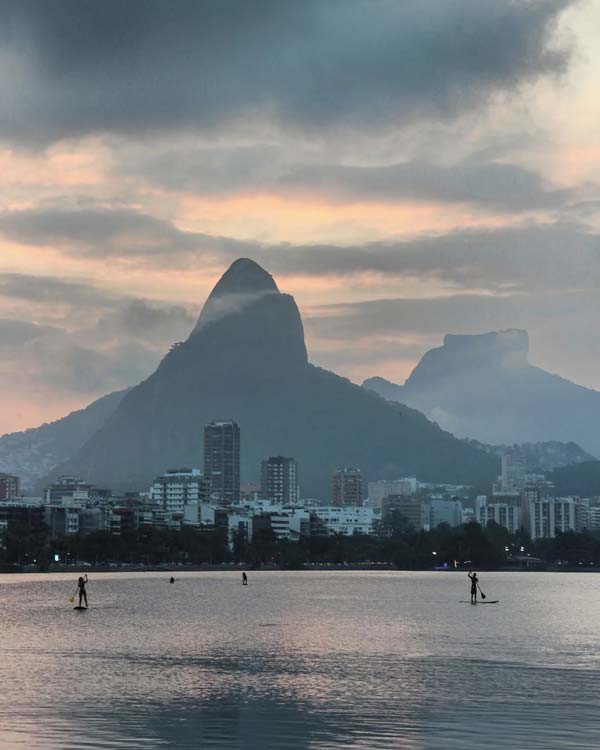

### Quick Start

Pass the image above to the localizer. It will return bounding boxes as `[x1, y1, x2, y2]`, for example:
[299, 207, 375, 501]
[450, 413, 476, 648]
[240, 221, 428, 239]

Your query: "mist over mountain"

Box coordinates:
[363, 330, 600, 456]
[44, 259, 497, 497]
[0, 389, 127, 490]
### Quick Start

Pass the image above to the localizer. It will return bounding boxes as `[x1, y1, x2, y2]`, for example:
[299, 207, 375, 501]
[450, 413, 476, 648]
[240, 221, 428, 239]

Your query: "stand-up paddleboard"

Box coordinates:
[459, 600, 499, 604]
[73, 606, 88, 610]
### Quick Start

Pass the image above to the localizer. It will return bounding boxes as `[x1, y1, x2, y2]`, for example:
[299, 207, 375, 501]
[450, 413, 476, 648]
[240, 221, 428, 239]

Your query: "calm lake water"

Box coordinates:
[0, 570, 599, 749]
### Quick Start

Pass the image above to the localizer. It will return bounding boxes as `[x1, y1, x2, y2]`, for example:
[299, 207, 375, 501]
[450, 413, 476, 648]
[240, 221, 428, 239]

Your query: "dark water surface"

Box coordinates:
[1, 571, 599, 749]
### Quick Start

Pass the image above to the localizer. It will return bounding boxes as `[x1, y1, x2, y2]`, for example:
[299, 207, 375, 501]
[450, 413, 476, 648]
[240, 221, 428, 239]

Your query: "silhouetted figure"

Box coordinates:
[77, 574, 88, 608]
[242, 572, 248, 585]
[467, 571, 478, 604]
[169, 576, 175, 584]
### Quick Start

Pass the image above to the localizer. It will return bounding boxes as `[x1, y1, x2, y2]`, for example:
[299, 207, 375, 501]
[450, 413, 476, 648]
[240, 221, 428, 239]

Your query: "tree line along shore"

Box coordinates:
[3, 518, 600, 572]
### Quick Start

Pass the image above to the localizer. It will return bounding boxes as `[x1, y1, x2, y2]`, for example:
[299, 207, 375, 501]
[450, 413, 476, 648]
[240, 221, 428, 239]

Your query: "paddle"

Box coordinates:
[70, 582, 80, 604]
[477, 583, 487, 600]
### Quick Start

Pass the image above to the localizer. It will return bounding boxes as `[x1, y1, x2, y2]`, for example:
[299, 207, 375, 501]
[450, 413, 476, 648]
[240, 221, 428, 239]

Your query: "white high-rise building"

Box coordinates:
[588, 505, 600, 531]
[149, 469, 210, 514]
[475, 496, 521, 533]
[312, 506, 377, 535]
[528, 497, 577, 540]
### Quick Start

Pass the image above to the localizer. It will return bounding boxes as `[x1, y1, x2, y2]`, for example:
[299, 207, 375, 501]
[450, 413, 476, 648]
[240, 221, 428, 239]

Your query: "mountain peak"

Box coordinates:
[363, 327, 600, 453]
[209, 258, 278, 299]
[192, 258, 281, 336]
[443, 329, 529, 358]
[404, 329, 529, 391]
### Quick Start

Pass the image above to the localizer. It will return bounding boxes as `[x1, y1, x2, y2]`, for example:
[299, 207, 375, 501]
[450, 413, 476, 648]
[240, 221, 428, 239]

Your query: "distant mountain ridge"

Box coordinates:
[0, 389, 127, 490]
[42, 258, 498, 497]
[363, 330, 600, 455]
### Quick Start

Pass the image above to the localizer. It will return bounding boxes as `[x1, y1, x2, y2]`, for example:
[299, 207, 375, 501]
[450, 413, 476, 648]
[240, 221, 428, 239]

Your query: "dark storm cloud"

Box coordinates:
[0, 0, 572, 144]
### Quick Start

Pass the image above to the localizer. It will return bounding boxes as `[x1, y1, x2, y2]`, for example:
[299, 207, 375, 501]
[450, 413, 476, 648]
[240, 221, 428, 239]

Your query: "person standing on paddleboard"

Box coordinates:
[77, 574, 88, 608]
[467, 571, 478, 604]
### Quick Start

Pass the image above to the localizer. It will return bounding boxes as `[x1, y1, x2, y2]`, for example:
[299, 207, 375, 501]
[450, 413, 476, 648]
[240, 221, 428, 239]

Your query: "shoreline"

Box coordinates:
[2, 563, 599, 574]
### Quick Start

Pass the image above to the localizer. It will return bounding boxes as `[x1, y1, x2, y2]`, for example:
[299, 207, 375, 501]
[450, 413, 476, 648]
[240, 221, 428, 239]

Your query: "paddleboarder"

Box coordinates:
[77, 574, 88, 608]
[467, 570, 478, 604]
[242, 571, 248, 586]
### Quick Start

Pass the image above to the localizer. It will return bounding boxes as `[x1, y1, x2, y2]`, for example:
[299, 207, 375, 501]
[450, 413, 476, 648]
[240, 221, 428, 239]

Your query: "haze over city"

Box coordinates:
[1, 0, 600, 433]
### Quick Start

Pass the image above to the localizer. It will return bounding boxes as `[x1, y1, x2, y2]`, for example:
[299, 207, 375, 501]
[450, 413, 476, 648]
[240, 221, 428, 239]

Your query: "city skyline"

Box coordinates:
[1, 1, 600, 432]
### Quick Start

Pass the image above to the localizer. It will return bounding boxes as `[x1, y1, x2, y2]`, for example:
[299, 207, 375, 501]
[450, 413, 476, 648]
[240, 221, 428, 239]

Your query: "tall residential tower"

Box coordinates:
[331, 467, 363, 506]
[261, 456, 299, 503]
[203, 420, 240, 504]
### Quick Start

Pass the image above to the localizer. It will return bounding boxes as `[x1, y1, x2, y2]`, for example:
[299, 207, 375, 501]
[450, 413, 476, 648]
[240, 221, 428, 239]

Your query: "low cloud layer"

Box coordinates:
[0, 274, 195, 431]
[2, 206, 599, 294]
[120, 144, 579, 212]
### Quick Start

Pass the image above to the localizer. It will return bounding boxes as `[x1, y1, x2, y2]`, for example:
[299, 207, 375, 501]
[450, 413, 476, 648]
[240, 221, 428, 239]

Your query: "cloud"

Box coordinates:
[305, 290, 598, 340]
[1, 206, 600, 295]
[0, 271, 122, 307]
[278, 160, 575, 212]
[261, 223, 600, 293]
[119, 142, 577, 212]
[0, 318, 127, 394]
[0, 207, 199, 256]
[0, 318, 59, 348]
[0, 271, 195, 340]
[0, 206, 247, 261]
[117, 143, 284, 196]
[91, 300, 195, 346]
[0, 0, 573, 145]
[0, 275, 196, 400]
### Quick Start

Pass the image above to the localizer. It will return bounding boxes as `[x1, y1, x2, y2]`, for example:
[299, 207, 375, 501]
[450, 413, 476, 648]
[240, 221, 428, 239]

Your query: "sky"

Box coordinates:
[1, 0, 599, 433]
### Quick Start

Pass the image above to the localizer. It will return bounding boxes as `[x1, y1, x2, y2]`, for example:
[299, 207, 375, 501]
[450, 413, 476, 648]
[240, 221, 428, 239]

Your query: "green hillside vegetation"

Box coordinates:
[548, 461, 600, 497]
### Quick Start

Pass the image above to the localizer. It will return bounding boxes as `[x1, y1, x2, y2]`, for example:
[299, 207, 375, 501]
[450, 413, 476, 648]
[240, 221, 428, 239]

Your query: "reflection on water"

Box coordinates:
[0, 571, 599, 749]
